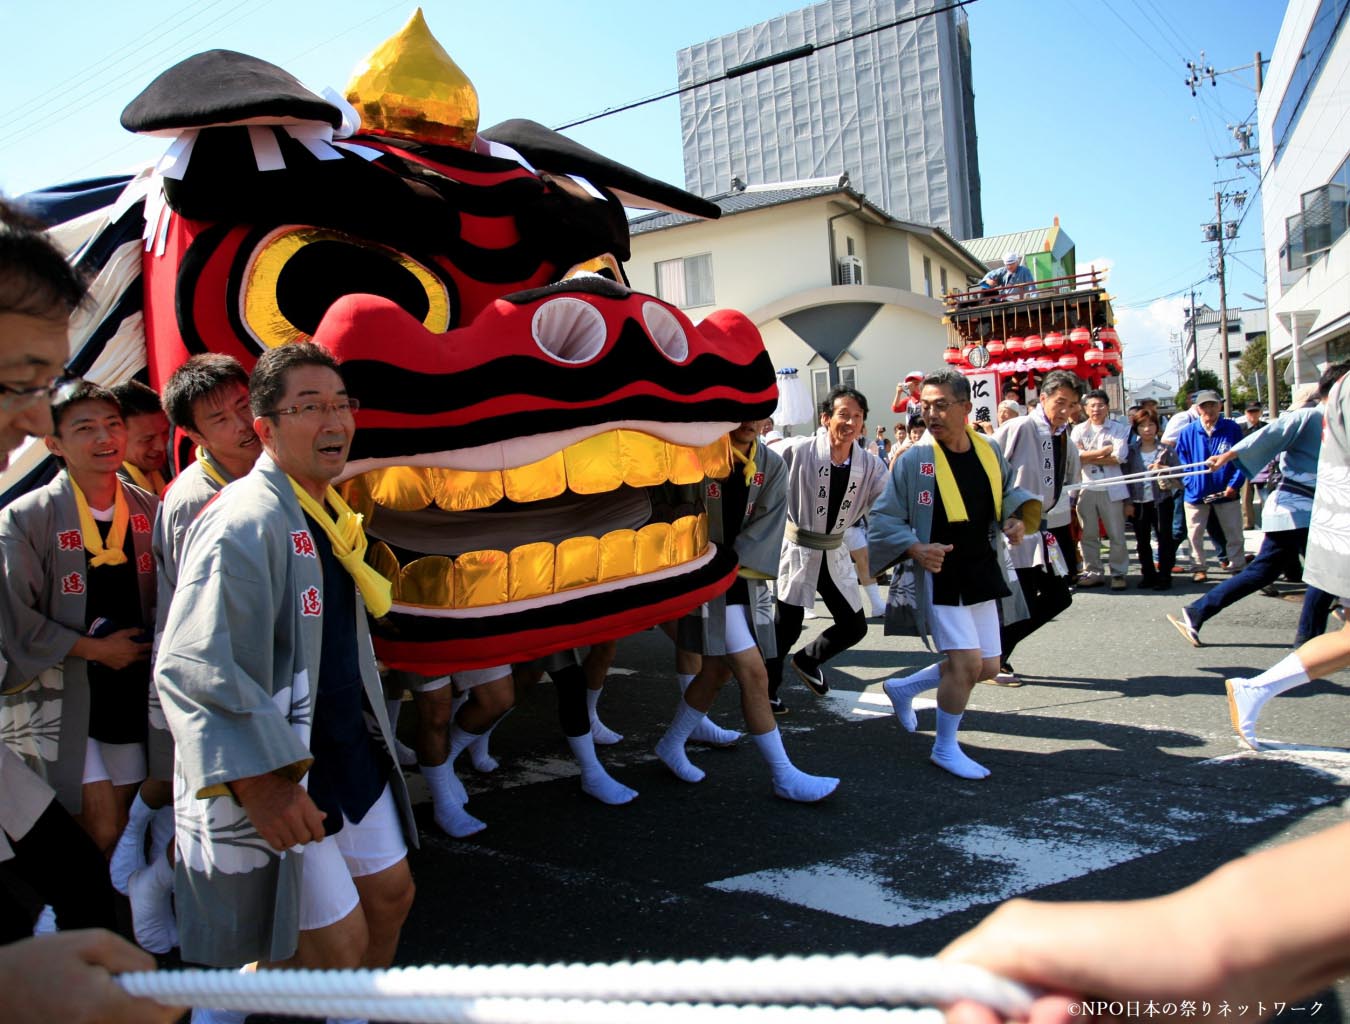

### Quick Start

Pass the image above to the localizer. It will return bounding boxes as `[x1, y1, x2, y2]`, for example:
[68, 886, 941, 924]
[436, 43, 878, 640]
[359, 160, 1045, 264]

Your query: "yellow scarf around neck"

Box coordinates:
[288, 477, 392, 618]
[70, 476, 130, 567]
[195, 446, 229, 488]
[928, 426, 1002, 523]
[122, 461, 166, 496]
[729, 438, 759, 486]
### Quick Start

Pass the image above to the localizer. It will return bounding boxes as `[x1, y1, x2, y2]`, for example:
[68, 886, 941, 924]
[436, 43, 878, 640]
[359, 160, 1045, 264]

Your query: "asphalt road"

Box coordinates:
[383, 546, 1349, 1020]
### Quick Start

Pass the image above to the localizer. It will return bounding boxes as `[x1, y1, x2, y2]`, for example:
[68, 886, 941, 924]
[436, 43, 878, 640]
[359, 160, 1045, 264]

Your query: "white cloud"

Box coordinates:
[1116, 296, 1188, 387]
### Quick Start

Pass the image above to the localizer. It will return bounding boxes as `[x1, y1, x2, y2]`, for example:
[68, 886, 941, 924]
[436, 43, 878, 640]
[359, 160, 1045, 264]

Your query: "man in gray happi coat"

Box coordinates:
[869, 370, 1040, 778]
[156, 342, 414, 983]
[766, 385, 888, 708]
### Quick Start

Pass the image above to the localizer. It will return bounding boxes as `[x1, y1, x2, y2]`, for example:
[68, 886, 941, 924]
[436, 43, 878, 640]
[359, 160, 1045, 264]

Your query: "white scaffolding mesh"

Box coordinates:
[677, 0, 982, 239]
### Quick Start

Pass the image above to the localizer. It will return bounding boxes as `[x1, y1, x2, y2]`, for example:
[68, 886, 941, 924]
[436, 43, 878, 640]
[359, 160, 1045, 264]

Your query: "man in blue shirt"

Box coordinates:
[978, 252, 1035, 300]
[1169, 391, 1245, 585]
[1167, 377, 1329, 647]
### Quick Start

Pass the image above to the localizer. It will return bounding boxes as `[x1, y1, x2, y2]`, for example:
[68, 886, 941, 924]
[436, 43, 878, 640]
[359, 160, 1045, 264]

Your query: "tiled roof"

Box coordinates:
[628, 181, 986, 274]
[628, 183, 847, 235]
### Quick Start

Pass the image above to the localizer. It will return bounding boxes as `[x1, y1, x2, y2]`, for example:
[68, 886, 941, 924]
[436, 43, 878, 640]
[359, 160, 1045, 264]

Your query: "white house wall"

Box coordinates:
[1258, 0, 1350, 377]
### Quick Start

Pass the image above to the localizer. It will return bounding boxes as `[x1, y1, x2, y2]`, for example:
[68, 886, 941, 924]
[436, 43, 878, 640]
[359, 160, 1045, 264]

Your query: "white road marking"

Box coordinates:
[825, 688, 937, 720]
[708, 749, 1350, 927]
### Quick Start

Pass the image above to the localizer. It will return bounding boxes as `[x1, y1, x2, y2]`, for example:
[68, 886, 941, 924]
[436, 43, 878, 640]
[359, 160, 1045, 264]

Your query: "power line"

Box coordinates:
[552, 0, 979, 132]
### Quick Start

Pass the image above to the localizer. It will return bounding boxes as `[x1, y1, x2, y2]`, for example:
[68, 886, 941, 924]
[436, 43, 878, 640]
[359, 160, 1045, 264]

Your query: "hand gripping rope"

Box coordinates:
[1064, 460, 1214, 493]
[116, 953, 1037, 1022]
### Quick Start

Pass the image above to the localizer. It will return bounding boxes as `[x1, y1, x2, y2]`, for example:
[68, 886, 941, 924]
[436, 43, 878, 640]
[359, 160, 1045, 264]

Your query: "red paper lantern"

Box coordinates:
[943, 347, 961, 364]
[1099, 326, 1119, 348]
[1057, 354, 1079, 370]
[1044, 330, 1065, 351]
[985, 339, 1004, 357]
[1005, 336, 1025, 354]
[1083, 348, 1104, 364]
[1022, 333, 1043, 353]
[1035, 357, 1056, 371]
[1069, 326, 1091, 346]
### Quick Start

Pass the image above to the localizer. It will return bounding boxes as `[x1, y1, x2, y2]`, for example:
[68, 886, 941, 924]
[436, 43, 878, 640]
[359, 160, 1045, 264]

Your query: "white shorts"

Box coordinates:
[410, 665, 509, 693]
[82, 738, 147, 787]
[923, 576, 1001, 657]
[298, 784, 407, 932]
[723, 603, 758, 655]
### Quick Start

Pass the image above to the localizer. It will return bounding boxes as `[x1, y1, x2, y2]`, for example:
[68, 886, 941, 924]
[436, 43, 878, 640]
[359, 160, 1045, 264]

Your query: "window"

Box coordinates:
[654, 253, 714, 308]
[839, 365, 858, 390]
[811, 368, 831, 411]
[923, 256, 933, 297]
[940, 266, 948, 295]
[1284, 153, 1350, 271]
[1273, 0, 1350, 158]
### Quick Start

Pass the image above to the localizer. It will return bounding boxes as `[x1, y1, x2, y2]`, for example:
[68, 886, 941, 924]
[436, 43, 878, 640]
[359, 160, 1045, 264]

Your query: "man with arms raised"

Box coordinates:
[156, 343, 414, 1013]
[869, 370, 1039, 778]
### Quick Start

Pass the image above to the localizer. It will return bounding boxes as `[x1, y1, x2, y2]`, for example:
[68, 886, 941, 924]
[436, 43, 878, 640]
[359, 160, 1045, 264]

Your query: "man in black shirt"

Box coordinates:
[868, 370, 1041, 779]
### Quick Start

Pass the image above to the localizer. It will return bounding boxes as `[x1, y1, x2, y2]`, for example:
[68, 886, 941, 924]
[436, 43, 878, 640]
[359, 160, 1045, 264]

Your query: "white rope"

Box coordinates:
[116, 954, 1036, 1022]
[1065, 460, 1214, 492]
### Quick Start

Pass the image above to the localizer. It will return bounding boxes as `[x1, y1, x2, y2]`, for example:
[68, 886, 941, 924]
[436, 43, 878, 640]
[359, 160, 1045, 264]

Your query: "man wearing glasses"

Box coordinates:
[868, 370, 1039, 778]
[156, 342, 415, 996]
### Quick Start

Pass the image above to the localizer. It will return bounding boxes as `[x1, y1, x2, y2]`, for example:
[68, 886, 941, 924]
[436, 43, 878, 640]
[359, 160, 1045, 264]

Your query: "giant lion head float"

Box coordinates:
[11, 10, 777, 673]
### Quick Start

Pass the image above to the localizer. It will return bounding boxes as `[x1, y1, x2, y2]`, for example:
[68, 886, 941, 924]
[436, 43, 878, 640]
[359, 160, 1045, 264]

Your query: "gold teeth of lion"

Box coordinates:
[343, 431, 731, 513]
[368, 513, 710, 609]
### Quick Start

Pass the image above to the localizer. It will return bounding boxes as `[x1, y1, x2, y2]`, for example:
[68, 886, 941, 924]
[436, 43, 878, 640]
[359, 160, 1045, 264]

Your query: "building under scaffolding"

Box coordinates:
[677, 0, 983, 240]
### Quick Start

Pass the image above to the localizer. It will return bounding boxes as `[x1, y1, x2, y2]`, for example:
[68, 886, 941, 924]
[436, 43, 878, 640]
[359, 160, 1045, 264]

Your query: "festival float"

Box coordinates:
[939, 267, 1122, 420]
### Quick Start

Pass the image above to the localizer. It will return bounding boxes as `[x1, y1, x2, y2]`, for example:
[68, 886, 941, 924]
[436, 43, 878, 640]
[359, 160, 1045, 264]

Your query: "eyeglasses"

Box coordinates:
[0, 376, 81, 413]
[266, 398, 360, 420]
[920, 400, 960, 414]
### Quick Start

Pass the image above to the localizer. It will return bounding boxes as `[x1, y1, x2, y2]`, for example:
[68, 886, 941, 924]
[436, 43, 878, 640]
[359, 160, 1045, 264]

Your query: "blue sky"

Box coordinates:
[0, 0, 1287, 387]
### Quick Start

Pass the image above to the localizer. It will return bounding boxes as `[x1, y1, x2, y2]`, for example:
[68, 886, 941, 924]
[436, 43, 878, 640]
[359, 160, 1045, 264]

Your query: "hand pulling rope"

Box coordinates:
[116, 954, 1037, 1022]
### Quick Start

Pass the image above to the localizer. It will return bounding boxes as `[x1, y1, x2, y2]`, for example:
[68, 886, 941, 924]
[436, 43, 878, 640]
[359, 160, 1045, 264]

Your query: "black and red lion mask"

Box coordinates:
[10, 10, 777, 673]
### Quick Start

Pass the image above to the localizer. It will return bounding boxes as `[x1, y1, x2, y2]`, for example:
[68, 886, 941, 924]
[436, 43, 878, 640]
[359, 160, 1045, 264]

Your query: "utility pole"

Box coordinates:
[1190, 289, 1199, 396]
[1214, 190, 1231, 416]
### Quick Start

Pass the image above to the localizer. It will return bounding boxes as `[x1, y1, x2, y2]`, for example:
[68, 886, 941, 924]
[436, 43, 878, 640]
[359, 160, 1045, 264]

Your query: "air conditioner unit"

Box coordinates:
[838, 255, 864, 285]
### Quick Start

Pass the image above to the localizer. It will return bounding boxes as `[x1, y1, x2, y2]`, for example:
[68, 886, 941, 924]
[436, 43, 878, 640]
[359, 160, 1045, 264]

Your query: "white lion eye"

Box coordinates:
[642, 301, 690, 363]
[532, 297, 607, 363]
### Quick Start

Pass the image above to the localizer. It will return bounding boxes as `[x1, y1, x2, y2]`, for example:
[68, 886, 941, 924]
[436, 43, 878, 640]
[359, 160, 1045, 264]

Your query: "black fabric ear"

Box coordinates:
[480, 119, 720, 220]
[122, 50, 342, 133]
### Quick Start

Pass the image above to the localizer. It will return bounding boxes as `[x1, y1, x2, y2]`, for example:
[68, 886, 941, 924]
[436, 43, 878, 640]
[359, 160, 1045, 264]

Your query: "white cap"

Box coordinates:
[1003, 251, 1020, 265]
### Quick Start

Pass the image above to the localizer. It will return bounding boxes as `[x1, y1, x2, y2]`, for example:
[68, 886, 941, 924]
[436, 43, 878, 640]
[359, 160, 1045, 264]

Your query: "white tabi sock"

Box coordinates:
[110, 790, 155, 894]
[865, 582, 886, 617]
[931, 709, 989, 779]
[566, 733, 637, 805]
[676, 672, 742, 746]
[469, 710, 509, 772]
[384, 698, 418, 768]
[1245, 652, 1312, 695]
[751, 728, 839, 802]
[32, 905, 56, 935]
[882, 663, 943, 733]
[655, 700, 708, 782]
[587, 686, 623, 745]
[447, 724, 479, 771]
[1226, 653, 1314, 749]
[676, 673, 696, 693]
[128, 851, 178, 954]
[420, 760, 485, 838]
